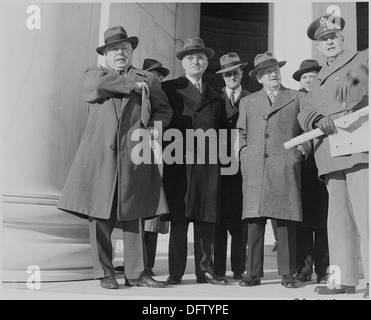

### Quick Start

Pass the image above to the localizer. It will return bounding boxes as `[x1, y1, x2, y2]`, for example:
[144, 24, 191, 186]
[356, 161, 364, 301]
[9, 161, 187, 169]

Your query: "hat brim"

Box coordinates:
[147, 66, 170, 78]
[215, 62, 248, 74]
[96, 36, 139, 55]
[249, 61, 286, 77]
[176, 47, 214, 60]
[292, 66, 321, 81]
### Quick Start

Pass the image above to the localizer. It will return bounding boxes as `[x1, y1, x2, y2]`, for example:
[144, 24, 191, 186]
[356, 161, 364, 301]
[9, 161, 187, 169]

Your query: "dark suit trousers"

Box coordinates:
[89, 209, 147, 280]
[246, 217, 296, 277]
[296, 225, 329, 276]
[169, 219, 215, 278]
[144, 231, 158, 269]
[214, 217, 248, 274]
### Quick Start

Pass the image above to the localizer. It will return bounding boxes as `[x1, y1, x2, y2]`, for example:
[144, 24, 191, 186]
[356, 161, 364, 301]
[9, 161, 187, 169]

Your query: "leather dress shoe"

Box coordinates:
[364, 283, 369, 299]
[281, 274, 298, 288]
[197, 272, 228, 285]
[314, 285, 356, 294]
[239, 275, 261, 287]
[166, 275, 182, 285]
[233, 272, 245, 280]
[127, 275, 167, 288]
[317, 273, 329, 284]
[100, 276, 119, 289]
[296, 272, 312, 282]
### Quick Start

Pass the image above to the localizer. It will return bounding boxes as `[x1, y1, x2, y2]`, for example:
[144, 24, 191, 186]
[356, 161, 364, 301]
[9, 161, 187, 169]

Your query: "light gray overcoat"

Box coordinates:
[236, 86, 310, 222]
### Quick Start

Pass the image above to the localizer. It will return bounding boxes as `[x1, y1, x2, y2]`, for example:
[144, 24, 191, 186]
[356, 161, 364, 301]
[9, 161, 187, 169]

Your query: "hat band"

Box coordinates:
[221, 61, 242, 70]
[182, 45, 207, 52]
[105, 33, 129, 45]
[254, 58, 279, 70]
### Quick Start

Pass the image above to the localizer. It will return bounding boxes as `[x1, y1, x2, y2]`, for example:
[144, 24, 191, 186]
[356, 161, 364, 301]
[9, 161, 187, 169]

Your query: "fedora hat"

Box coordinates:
[142, 58, 170, 78]
[96, 26, 139, 55]
[216, 52, 248, 74]
[292, 59, 321, 81]
[176, 37, 214, 60]
[249, 51, 286, 77]
[307, 14, 345, 40]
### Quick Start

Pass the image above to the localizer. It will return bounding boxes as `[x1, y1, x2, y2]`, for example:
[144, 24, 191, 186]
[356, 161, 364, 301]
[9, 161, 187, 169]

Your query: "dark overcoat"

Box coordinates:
[161, 75, 226, 223]
[298, 49, 369, 179]
[237, 86, 311, 222]
[58, 65, 172, 221]
[220, 87, 250, 219]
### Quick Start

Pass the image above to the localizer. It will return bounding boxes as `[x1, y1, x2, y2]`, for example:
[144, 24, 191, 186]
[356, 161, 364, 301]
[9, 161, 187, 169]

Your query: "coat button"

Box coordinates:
[265, 133, 270, 139]
[264, 153, 269, 158]
[335, 76, 340, 81]
[263, 115, 268, 120]
[342, 102, 347, 108]
[320, 85, 325, 90]
[110, 144, 116, 150]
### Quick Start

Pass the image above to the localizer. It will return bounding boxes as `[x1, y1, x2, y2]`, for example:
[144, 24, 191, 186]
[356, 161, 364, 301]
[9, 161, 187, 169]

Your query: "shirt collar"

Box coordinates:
[226, 86, 242, 98]
[186, 74, 202, 87]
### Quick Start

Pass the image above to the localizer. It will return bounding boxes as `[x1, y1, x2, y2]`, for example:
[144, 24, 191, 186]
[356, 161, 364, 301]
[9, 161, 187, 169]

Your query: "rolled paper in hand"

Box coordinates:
[284, 128, 324, 149]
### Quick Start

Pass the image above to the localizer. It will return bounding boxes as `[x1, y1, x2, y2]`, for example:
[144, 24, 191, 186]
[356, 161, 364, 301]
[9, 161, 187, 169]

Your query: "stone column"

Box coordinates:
[1, 3, 101, 281]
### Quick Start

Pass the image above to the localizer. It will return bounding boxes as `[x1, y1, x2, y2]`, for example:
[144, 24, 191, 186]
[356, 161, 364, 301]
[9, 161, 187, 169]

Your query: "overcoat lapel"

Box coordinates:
[252, 88, 271, 114]
[196, 80, 219, 111]
[316, 50, 359, 85]
[269, 86, 294, 114]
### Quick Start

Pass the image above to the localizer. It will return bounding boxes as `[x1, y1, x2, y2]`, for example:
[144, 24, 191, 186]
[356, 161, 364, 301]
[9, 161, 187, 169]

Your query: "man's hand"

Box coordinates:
[315, 116, 336, 135]
[133, 81, 149, 94]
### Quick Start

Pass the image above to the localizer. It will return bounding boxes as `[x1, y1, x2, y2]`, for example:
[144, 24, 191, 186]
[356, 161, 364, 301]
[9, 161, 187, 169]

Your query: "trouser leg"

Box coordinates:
[213, 217, 228, 275]
[295, 225, 314, 274]
[145, 231, 158, 269]
[193, 220, 215, 277]
[245, 218, 266, 277]
[229, 218, 248, 274]
[168, 220, 189, 277]
[89, 213, 116, 279]
[326, 170, 359, 286]
[345, 165, 369, 284]
[313, 227, 329, 276]
[123, 219, 147, 280]
[276, 219, 296, 276]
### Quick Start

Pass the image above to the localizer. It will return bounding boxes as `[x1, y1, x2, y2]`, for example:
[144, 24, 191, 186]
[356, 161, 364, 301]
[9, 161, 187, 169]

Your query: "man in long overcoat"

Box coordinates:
[58, 26, 172, 289]
[213, 52, 249, 280]
[162, 37, 228, 285]
[298, 15, 369, 297]
[236, 52, 311, 289]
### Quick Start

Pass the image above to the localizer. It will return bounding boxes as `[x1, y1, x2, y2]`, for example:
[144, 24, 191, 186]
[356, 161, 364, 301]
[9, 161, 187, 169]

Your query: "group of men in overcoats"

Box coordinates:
[58, 12, 368, 298]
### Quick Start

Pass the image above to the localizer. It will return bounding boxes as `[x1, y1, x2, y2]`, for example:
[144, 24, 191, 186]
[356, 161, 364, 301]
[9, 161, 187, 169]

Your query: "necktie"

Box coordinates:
[194, 81, 202, 93]
[230, 90, 235, 105]
[269, 91, 275, 105]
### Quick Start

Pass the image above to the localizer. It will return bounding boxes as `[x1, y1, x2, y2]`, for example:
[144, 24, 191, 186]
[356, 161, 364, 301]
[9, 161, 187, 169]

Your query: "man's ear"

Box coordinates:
[315, 42, 322, 53]
[256, 74, 262, 84]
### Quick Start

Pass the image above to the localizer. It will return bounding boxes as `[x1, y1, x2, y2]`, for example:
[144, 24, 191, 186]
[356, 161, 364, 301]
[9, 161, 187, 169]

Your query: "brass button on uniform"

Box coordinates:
[263, 115, 268, 120]
[264, 153, 269, 158]
[335, 76, 340, 81]
[265, 133, 270, 139]
[342, 102, 347, 108]
[110, 144, 116, 150]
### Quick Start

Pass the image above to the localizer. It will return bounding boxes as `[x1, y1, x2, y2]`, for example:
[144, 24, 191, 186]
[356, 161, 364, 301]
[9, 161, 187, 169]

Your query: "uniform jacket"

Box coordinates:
[161, 75, 226, 223]
[58, 65, 173, 221]
[298, 49, 369, 178]
[237, 85, 310, 222]
[220, 87, 250, 219]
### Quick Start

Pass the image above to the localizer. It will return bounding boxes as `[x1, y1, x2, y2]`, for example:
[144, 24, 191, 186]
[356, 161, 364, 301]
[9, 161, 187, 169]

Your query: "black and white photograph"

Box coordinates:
[0, 0, 369, 306]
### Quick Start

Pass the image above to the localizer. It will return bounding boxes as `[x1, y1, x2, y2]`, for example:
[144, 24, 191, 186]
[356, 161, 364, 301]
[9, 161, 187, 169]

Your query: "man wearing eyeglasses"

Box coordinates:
[213, 52, 249, 281]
